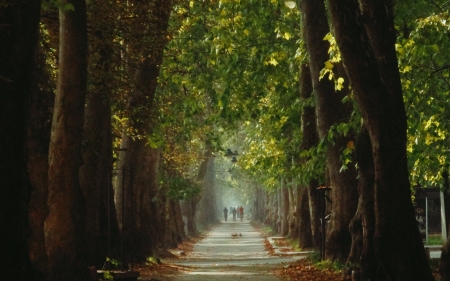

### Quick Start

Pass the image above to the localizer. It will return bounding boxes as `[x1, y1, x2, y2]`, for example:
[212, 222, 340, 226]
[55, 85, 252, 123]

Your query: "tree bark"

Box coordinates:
[277, 186, 282, 233]
[288, 183, 297, 239]
[174, 199, 187, 242]
[27, 42, 55, 277]
[326, 0, 433, 279]
[280, 181, 290, 236]
[253, 187, 266, 222]
[114, 0, 173, 261]
[181, 197, 200, 236]
[298, 63, 321, 249]
[440, 170, 450, 280]
[0, 1, 43, 280]
[347, 126, 379, 280]
[162, 194, 178, 249]
[290, 183, 300, 239]
[298, 185, 313, 248]
[44, 0, 90, 279]
[80, 0, 120, 267]
[299, 0, 358, 261]
[195, 150, 218, 226]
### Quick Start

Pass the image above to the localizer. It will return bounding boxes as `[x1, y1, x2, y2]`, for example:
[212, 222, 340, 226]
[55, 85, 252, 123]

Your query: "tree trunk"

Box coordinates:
[299, 0, 358, 261]
[440, 170, 450, 280]
[80, 64, 119, 268]
[174, 199, 187, 242]
[347, 126, 379, 280]
[290, 183, 300, 240]
[0, 1, 42, 280]
[298, 185, 313, 248]
[27, 43, 55, 277]
[264, 191, 276, 229]
[277, 186, 282, 233]
[162, 194, 178, 249]
[195, 150, 218, 226]
[288, 183, 297, 239]
[44, 0, 89, 279]
[326, 0, 433, 279]
[114, 0, 172, 261]
[181, 197, 200, 236]
[80, 0, 120, 267]
[443, 170, 450, 237]
[252, 186, 266, 222]
[280, 182, 290, 236]
[298, 63, 321, 249]
[324, 64, 358, 262]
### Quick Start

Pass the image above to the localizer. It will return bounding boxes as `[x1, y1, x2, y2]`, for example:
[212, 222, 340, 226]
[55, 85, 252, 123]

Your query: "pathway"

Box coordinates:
[151, 218, 306, 280]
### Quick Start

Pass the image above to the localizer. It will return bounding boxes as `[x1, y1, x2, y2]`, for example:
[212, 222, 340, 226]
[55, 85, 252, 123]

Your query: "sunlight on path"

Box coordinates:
[151, 218, 304, 281]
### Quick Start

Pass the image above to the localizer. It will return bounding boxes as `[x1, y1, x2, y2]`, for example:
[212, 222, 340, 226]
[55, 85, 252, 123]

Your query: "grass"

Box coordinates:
[287, 237, 302, 251]
[427, 234, 444, 245]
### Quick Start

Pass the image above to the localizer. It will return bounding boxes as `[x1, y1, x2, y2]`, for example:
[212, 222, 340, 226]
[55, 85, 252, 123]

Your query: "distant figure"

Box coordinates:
[223, 207, 228, 221]
[239, 206, 244, 222]
[232, 207, 237, 221]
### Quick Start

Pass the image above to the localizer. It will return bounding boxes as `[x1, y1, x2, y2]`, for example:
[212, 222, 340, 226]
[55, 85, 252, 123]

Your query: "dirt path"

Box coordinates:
[145, 218, 305, 280]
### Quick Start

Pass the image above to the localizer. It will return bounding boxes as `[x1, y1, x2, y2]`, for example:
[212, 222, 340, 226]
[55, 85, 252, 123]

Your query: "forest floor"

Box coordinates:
[135, 219, 343, 280]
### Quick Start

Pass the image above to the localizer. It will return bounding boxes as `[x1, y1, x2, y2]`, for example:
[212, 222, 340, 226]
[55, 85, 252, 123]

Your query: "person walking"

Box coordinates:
[232, 207, 237, 221]
[239, 206, 244, 222]
[223, 207, 228, 221]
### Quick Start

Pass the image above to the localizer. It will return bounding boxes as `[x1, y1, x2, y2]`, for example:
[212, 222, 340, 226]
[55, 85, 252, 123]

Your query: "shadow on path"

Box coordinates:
[148, 218, 305, 280]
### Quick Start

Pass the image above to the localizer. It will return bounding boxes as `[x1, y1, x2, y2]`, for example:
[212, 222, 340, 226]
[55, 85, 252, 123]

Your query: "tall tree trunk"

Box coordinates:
[195, 150, 217, 226]
[440, 170, 450, 280]
[80, 59, 118, 267]
[174, 200, 187, 242]
[277, 186, 282, 233]
[27, 43, 55, 277]
[443, 170, 450, 237]
[0, 1, 43, 280]
[307, 179, 321, 248]
[162, 194, 178, 249]
[44, 0, 89, 279]
[299, 63, 321, 249]
[290, 183, 300, 239]
[299, 0, 358, 261]
[347, 126, 379, 280]
[80, 0, 120, 267]
[180, 197, 200, 236]
[252, 186, 265, 222]
[115, 0, 173, 261]
[327, 0, 433, 279]
[280, 181, 290, 236]
[298, 185, 313, 248]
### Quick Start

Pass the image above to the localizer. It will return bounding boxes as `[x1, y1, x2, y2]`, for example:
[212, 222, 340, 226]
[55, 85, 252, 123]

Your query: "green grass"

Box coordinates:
[304, 252, 345, 272]
[315, 259, 345, 271]
[287, 238, 302, 251]
[427, 234, 444, 245]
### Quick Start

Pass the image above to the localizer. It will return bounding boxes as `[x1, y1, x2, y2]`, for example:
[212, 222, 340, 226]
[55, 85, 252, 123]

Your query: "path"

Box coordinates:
[151, 218, 305, 280]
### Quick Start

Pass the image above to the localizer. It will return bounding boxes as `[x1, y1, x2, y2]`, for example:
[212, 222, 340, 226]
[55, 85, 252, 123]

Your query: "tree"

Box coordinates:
[0, 1, 43, 280]
[44, 0, 90, 279]
[326, 0, 433, 279]
[27, 35, 55, 277]
[79, 0, 120, 267]
[299, 0, 358, 261]
[114, 0, 174, 259]
[299, 63, 320, 248]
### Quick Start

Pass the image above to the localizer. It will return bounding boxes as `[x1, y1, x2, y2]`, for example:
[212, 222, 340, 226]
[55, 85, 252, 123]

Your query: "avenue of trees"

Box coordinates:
[1, 0, 450, 280]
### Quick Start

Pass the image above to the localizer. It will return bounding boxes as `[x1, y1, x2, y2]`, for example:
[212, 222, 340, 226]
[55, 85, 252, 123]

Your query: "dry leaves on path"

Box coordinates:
[135, 235, 206, 279]
[274, 258, 343, 281]
[136, 263, 190, 279]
